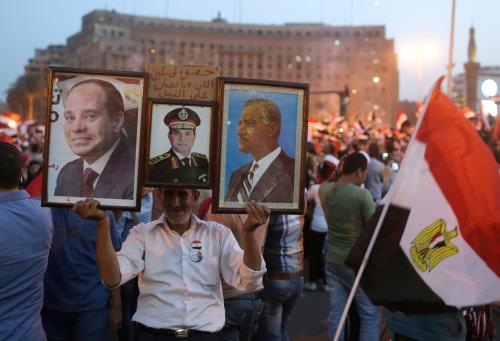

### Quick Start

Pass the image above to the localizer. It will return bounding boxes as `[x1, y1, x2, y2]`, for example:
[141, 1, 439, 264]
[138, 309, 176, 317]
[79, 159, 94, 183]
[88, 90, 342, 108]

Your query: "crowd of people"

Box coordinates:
[1, 106, 499, 341]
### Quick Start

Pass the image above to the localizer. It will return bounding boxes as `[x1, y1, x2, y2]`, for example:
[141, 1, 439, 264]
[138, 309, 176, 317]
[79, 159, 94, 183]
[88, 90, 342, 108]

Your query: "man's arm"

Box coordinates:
[108, 287, 122, 331]
[240, 201, 271, 271]
[361, 189, 376, 226]
[73, 199, 121, 287]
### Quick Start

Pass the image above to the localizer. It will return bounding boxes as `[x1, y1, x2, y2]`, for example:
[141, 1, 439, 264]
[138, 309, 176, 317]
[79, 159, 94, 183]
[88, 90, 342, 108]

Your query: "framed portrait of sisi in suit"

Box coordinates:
[143, 98, 215, 189]
[213, 77, 309, 214]
[42, 67, 147, 211]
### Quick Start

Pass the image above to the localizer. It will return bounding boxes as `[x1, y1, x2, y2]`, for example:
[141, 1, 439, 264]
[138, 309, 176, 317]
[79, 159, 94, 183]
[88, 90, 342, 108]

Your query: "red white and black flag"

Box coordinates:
[346, 77, 500, 314]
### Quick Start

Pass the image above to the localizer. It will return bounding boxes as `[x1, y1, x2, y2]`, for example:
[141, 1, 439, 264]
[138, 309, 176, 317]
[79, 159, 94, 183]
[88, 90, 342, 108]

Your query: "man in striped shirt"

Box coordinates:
[257, 213, 304, 341]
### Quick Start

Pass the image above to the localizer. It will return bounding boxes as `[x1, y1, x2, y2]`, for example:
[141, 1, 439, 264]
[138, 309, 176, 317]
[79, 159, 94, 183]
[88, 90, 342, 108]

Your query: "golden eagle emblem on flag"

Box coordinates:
[409, 218, 459, 272]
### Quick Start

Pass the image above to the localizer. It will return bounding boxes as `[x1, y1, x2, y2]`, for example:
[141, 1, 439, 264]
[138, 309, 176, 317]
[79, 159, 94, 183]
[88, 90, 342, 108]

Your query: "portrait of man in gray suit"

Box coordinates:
[225, 98, 295, 203]
[54, 79, 135, 200]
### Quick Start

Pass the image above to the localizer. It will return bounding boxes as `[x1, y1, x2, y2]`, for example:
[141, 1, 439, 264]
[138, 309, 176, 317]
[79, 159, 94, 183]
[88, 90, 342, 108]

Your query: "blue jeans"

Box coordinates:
[221, 294, 262, 341]
[325, 262, 380, 341]
[256, 276, 303, 341]
[41, 306, 108, 341]
[120, 278, 140, 341]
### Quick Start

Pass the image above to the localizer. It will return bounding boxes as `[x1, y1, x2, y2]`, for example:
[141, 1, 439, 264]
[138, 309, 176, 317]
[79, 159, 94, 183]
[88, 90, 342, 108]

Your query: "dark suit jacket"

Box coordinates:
[148, 148, 209, 185]
[225, 150, 295, 203]
[54, 137, 135, 199]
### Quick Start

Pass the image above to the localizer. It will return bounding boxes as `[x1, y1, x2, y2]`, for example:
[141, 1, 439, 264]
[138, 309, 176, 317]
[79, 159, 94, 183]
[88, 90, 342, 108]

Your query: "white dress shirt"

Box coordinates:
[115, 213, 266, 331]
[173, 150, 191, 165]
[83, 138, 120, 187]
[251, 146, 281, 190]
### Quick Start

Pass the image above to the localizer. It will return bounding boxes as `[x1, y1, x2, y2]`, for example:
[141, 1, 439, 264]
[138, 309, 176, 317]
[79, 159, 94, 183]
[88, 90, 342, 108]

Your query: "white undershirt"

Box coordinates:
[173, 150, 191, 165]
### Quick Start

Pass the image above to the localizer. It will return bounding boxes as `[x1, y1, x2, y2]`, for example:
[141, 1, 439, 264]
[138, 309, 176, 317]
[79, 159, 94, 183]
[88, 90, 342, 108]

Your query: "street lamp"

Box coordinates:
[400, 44, 437, 100]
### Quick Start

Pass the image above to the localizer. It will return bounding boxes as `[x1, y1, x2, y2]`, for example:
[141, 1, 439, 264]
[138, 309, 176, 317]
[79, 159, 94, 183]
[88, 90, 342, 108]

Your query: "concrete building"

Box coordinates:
[24, 45, 66, 75]
[25, 10, 399, 123]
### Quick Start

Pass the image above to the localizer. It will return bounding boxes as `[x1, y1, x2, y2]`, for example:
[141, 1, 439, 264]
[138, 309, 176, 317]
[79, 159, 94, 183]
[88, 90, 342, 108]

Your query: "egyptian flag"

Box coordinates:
[396, 111, 408, 131]
[25, 171, 43, 198]
[346, 77, 500, 314]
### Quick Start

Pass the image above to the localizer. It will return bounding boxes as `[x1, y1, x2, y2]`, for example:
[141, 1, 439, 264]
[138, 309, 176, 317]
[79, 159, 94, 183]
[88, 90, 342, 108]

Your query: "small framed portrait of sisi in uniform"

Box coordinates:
[144, 99, 216, 188]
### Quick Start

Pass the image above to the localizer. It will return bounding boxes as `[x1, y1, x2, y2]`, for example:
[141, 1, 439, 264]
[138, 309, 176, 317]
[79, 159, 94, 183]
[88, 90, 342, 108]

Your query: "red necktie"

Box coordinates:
[81, 167, 99, 197]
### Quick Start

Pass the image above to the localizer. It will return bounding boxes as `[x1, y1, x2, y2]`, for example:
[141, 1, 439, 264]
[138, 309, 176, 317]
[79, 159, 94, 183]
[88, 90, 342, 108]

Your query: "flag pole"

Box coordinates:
[332, 202, 391, 341]
[331, 77, 444, 341]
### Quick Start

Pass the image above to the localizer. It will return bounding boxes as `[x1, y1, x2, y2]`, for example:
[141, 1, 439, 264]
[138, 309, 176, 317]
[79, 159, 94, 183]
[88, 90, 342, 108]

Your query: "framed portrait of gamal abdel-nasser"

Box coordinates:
[212, 77, 309, 214]
[42, 66, 147, 211]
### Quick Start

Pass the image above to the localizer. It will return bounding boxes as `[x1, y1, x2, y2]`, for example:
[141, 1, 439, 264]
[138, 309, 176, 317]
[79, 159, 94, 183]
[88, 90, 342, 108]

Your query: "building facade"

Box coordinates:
[25, 10, 399, 124]
[453, 26, 500, 118]
[454, 66, 500, 118]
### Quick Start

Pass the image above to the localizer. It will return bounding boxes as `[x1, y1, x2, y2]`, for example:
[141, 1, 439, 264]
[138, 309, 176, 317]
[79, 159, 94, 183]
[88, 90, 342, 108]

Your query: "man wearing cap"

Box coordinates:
[149, 107, 209, 185]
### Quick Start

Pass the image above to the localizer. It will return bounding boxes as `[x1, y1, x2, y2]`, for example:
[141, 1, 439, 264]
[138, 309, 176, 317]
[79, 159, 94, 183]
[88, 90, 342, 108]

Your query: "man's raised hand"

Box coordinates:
[243, 201, 271, 232]
[73, 199, 107, 222]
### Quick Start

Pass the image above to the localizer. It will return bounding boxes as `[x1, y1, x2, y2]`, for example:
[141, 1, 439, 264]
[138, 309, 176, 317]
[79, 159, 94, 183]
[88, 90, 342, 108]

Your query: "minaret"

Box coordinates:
[464, 26, 480, 111]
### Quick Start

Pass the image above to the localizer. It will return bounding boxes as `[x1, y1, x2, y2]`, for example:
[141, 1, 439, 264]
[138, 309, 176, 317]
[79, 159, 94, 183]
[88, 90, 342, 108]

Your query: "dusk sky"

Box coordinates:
[1, 0, 499, 103]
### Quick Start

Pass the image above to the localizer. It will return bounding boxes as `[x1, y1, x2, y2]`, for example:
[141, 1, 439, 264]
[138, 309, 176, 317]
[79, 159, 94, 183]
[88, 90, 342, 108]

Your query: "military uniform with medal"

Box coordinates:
[149, 108, 209, 184]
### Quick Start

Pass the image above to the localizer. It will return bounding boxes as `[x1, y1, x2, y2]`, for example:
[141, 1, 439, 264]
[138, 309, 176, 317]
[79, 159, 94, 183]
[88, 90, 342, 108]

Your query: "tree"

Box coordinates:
[6, 74, 47, 122]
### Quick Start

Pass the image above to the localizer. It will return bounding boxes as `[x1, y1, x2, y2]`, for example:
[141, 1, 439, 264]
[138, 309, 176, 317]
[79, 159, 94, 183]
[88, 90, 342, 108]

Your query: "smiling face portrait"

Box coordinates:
[52, 77, 137, 201]
[63, 80, 124, 164]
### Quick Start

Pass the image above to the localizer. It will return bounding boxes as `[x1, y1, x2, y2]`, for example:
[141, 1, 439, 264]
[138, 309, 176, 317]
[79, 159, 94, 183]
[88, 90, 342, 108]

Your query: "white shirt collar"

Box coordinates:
[84, 138, 121, 175]
[251, 146, 281, 188]
[252, 146, 281, 170]
[156, 213, 205, 232]
[173, 149, 191, 161]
